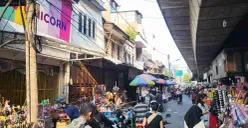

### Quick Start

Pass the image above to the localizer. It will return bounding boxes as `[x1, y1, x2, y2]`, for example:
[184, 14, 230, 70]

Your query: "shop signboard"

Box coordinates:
[175, 70, 183, 76]
[0, 0, 72, 42]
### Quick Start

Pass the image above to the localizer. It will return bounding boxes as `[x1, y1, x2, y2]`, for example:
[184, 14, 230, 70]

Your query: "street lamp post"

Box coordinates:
[167, 54, 180, 81]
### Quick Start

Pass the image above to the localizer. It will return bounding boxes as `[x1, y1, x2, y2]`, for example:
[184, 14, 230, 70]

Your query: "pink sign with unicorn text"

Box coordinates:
[37, 0, 72, 42]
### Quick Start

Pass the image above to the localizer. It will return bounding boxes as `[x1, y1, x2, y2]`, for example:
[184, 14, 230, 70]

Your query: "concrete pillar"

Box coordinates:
[58, 64, 64, 98]
[64, 62, 70, 103]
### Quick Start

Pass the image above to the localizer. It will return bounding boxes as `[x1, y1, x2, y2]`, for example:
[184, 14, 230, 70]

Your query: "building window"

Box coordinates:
[110, 0, 118, 12]
[88, 19, 92, 37]
[77, 12, 96, 39]
[117, 45, 120, 60]
[83, 15, 87, 35]
[78, 12, 82, 32]
[112, 43, 115, 57]
[216, 65, 218, 75]
[92, 21, 95, 39]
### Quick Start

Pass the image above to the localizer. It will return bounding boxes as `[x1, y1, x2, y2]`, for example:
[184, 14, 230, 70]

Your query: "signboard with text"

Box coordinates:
[175, 70, 183, 76]
[0, 0, 72, 42]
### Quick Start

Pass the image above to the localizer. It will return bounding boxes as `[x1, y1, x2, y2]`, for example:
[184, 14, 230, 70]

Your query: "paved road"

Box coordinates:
[162, 94, 192, 128]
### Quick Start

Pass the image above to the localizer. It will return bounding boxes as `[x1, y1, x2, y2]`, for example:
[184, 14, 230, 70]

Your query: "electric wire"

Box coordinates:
[104, 0, 171, 56]
[39, 0, 168, 58]
[44, 1, 106, 55]
[45, 0, 131, 61]
[19, 0, 42, 53]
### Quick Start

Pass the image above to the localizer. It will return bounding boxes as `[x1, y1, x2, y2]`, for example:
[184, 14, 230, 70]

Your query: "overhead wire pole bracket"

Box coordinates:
[0, 0, 13, 21]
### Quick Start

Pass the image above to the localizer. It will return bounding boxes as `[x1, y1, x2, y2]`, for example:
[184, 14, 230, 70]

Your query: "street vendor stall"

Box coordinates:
[129, 73, 156, 103]
[207, 84, 248, 128]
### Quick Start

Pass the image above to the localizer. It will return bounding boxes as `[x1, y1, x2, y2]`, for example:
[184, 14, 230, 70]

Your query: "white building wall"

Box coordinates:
[71, 0, 105, 55]
[0, 0, 105, 56]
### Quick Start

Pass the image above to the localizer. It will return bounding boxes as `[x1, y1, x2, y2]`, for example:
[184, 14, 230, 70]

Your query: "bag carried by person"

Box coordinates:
[184, 120, 205, 128]
[144, 113, 158, 128]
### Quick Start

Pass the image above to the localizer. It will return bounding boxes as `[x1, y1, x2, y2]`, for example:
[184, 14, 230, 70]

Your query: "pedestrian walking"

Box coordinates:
[184, 98, 208, 128]
[134, 98, 148, 123]
[142, 102, 163, 128]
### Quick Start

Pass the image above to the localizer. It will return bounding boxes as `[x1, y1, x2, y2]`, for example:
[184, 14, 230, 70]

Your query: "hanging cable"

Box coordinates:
[20, 0, 42, 53]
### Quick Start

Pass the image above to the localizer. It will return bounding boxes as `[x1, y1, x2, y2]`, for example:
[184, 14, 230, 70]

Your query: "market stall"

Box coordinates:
[208, 85, 248, 128]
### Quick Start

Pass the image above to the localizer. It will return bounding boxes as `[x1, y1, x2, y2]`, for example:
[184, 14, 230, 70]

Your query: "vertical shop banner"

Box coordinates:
[0, 0, 72, 42]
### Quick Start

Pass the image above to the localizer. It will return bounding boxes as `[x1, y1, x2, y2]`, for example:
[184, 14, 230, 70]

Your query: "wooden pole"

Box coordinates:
[26, 0, 38, 123]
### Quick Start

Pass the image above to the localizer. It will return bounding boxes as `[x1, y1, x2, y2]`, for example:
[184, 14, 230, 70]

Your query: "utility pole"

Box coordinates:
[26, 0, 38, 123]
[167, 54, 170, 81]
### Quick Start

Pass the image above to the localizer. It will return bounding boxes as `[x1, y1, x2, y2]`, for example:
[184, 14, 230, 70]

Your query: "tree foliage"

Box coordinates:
[125, 27, 137, 41]
[163, 69, 170, 76]
[183, 73, 191, 83]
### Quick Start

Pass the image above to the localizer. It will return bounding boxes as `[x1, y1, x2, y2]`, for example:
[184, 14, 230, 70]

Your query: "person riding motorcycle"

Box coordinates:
[176, 88, 182, 103]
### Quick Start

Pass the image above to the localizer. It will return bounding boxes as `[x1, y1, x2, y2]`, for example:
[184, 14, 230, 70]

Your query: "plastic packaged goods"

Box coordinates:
[231, 108, 238, 125]
[234, 104, 246, 126]
[238, 104, 248, 123]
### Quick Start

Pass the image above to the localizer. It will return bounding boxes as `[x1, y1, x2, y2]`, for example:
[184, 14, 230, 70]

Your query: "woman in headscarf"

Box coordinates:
[184, 98, 209, 128]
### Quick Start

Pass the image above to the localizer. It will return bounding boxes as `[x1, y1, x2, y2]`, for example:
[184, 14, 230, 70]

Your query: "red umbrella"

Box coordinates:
[157, 79, 165, 85]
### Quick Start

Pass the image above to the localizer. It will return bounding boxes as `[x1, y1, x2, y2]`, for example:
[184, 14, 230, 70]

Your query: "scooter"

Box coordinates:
[136, 111, 171, 128]
[115, 107, 135, 128]
[158, 103, 164, 112]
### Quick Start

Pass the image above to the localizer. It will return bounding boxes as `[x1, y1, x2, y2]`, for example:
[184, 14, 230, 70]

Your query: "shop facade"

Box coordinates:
[0, 31, 72, 106]
[68, 57, 142, 103]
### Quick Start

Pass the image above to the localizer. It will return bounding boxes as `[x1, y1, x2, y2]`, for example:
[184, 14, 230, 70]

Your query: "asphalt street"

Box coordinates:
[162, 94, 192, 128]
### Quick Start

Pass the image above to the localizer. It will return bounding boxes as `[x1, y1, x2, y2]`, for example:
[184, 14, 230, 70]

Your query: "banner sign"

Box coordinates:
[0, 0, 72, 42]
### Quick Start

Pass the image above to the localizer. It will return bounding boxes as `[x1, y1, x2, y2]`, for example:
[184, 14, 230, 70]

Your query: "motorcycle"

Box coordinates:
[114, 107, 135, 128]
[177, 94, 182, 104]
[158, 103, 164, 112]
[136, 121, 171, 128]
[136, 111, 171, 128]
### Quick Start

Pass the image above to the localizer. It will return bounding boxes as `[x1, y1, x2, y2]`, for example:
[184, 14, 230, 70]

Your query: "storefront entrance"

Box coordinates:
[0, 60, 59, 105]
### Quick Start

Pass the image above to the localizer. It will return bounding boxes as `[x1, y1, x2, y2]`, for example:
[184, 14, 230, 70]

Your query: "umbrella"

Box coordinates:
[157, 79, 166, 85]
[140, 73, 158, 82]
[166, 81, 177, 86]
[129, 75, 155, 86]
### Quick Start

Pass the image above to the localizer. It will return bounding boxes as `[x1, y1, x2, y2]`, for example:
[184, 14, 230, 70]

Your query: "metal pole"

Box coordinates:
[0, 0, 13, 21]
[26, 0, 38, 123]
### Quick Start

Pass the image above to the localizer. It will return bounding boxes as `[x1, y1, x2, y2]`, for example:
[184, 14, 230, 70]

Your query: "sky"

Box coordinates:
[115, 0, 189, 71]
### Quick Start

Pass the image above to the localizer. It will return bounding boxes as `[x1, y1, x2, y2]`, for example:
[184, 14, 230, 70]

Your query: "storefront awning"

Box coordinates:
[72, 57, 144, 71]
[75, 57, 123, 65]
